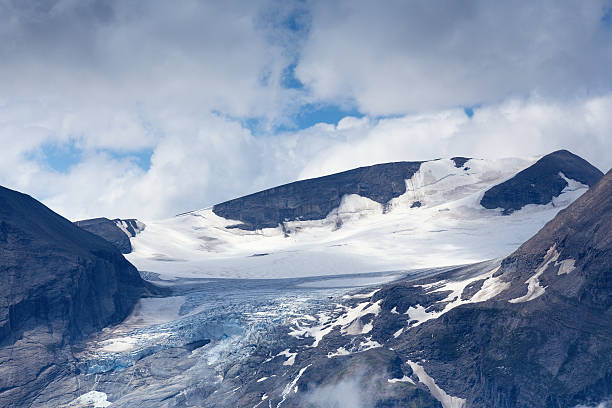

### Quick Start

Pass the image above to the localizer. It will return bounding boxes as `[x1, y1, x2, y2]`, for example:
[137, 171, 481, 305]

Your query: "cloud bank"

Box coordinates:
[0, 0, 610, 220]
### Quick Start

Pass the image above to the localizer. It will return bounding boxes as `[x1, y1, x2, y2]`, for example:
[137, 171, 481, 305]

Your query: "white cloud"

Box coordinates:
[297, 0, 612, 115]
[2, 95, 610, 221]
[296, 95, 612, 179]
[0, 1, 611, 221]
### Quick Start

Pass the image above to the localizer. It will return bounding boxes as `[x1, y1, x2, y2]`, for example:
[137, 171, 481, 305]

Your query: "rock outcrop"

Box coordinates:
[212, 161, 423, 230]
[383, 170, 612, 407]
[480, 149, 603, 214]
[0, 186, 151, 407]
[225, 170, 611, 407]
[75, 218, 145, 254]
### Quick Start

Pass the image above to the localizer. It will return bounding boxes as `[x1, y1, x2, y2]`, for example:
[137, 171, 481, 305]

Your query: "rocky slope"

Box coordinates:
[11, 158, 606, 408]
[75, 217, 145, 253]
[0, 186, 152, 407]
[401, 169, 612, 407]
[213, 161, 423, 230]
[219, 170, 610, 407]
[480, 149, 603, 214]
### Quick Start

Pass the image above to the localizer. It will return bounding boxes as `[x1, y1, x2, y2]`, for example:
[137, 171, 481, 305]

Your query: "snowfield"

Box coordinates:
[125, 157, 589, 279]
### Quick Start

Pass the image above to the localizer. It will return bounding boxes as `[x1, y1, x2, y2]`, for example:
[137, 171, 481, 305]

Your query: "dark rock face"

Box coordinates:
[451, 156, 471, 168]
[0, 186, 150, 407]
[397, 170, 612, 407]
[480, 149, 603, 214]
[213, 161, 423, 230]
[225, 172, 611, 407]
[75, 217, 145, 253]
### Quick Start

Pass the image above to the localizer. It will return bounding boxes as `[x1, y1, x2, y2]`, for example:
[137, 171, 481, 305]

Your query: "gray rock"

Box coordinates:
[0, 185, 153, 407]
[480, 149, 603, 214]
[213, 161, 423, 230]
[75, 218, 145, 254]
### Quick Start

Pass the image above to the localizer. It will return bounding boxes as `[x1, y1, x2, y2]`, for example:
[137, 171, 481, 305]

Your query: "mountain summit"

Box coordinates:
[480, 149, 603, 214]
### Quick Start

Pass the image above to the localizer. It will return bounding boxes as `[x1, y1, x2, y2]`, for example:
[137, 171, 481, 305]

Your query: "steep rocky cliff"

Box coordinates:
[401, 169, 612, 407]
[0, 186, 151, 407]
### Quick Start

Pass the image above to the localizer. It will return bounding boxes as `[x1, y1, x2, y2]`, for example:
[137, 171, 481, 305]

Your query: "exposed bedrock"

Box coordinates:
[75, 217, 145, 253]
[480, 149, 603, 214]
[213, 161, 423, 230]
[0, 185, 155, 407]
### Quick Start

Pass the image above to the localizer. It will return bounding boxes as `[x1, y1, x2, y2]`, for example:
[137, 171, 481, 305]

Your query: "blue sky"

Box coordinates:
[1, 0, 611, 220]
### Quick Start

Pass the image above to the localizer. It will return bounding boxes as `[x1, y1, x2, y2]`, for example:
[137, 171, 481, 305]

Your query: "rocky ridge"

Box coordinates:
[75, 217, 145, 254]
[0, 185, 154, 407]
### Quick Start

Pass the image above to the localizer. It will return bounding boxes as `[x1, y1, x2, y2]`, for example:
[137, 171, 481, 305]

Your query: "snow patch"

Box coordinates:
[278, 349, 298, 366]
[556, 258, 576, 275]
[277, 364, 311, 408]
[407, 361, 466, 408]
[388, 375, 415, 385]
[509, 245, 558, 303]
[327, 347, 351, 358]
[289, 301, 382, 347]
[68, 391, 112, 408]
[326, 337, 381, 358]
[405, 266, 508, 327]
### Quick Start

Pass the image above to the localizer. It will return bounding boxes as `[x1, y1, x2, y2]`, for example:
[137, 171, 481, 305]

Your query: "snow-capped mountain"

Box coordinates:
[199, 169, 612, 408]
[123, 150, 603, 279]
[2, 150, 607, 408]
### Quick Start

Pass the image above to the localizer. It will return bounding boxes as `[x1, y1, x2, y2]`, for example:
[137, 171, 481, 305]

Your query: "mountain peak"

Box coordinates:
[480, 149, 603, 214]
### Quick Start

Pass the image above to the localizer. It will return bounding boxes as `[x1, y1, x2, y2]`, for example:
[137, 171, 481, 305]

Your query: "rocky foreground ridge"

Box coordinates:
[0, 186, 155, 407]
[217, 170, 610, 407]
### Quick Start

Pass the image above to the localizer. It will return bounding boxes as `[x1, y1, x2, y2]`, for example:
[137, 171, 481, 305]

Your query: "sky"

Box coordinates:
[1, 0, 611, 221]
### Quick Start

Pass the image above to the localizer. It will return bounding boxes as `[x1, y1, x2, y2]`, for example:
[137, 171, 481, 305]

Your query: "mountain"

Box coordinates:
[212, 161, 423, 230]
[10, 152, 605, 408]
[225, 170, 610, 407]
[0, 186, 153, 407]
[214, 150, 602, 230]
[75, 218, 145, 253]
[480, 149, 603, 214]
[125, 151, 602, 279]
[390, 169, 612, 407]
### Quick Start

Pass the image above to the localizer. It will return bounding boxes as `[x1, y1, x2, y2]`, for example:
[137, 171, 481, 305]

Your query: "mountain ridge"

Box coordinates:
[212, 150, 602, 231]
[0, 185, 156, 407]
[480, 149, 603, 214]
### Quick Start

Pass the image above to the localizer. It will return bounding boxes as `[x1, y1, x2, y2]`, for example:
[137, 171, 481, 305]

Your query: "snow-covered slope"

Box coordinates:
[125, 156, 593, 279]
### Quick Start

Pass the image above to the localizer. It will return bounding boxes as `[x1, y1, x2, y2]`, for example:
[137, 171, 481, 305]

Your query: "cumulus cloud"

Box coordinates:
[0, 0, 296, 118]
[297, 0, 612, 114]
[295, 95, 612, 179]
[2, 94, 611, 221]
[0, 1, 611, 221]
